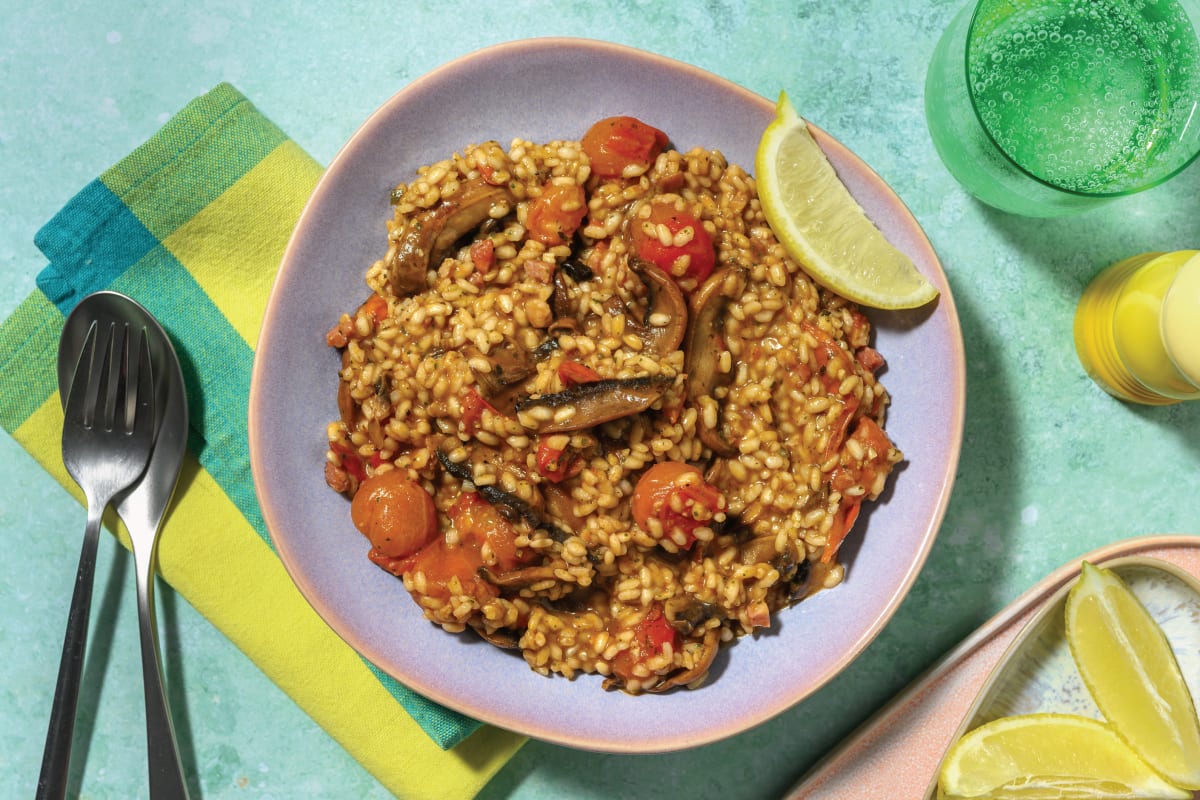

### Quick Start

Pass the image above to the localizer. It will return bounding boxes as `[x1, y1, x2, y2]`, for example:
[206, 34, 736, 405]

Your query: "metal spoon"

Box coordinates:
[57, 291, 191, 799]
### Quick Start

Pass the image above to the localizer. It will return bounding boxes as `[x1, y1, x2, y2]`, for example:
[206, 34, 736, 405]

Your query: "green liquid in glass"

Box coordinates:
[970, 0, 1200, 194]
[926, 0, 1200, 215]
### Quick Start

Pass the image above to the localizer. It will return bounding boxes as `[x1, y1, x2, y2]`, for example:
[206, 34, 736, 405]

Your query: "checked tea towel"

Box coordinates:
[0, 82, 525, 799]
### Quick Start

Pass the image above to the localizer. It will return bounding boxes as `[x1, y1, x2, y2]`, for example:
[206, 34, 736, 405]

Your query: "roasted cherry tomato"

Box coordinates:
[610, 604, 679, 683]
[390, 535, 496, 602]
[629, 201, 715, 286]
[526, 182, 587, 246]
[350, 471, 438, 559]
[631, 462, 724, 548]
[460, 387, 499, 435]
[361, 293, 388, 322]
[831, 417, 893, 494]
[449, 491, 535, 572]
[822, 501, 862, 565]
[384, 491, 534, 601]
[581, 116, 669, 179]
[535, 435, 580, 483]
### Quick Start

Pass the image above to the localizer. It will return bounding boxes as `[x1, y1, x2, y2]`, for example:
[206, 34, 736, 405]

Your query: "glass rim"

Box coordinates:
[963, 0, 1200, 199]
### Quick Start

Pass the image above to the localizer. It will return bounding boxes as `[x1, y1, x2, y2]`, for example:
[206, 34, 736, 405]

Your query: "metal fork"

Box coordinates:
[37, 321, 157, 800]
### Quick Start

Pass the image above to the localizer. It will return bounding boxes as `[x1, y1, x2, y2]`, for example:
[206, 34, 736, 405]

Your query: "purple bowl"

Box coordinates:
[249, 37, 965, 753]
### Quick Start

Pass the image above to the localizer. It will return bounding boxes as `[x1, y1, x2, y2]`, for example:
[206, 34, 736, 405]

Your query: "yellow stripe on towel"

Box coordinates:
[162, 141, 323, 348]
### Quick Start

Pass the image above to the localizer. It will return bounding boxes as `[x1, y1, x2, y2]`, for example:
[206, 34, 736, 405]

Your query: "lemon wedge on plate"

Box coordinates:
[755, 91, 938, 310]
[1066, 561, 1200, 790]
[937, 714, 1192, 800]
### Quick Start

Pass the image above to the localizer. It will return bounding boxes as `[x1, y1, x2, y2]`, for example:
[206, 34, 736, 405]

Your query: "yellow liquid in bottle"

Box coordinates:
[1074, 250, 1200, 404]
[1161, 254, 1200, 388]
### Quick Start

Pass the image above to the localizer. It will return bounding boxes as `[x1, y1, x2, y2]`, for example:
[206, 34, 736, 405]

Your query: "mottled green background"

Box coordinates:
[3, 1, 1199, 798]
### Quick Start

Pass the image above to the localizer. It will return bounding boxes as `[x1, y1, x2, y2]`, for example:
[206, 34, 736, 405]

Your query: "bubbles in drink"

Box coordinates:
[967, 0, 1200, 193]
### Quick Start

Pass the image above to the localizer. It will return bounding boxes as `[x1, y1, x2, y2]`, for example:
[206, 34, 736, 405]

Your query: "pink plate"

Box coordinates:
[249, 37, 965, 753]
[787, 535, 1200, 798]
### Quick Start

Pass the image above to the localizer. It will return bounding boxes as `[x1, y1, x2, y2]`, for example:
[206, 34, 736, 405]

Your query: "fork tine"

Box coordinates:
[101, 323, 125, 433]
[63, 321, 100, 430]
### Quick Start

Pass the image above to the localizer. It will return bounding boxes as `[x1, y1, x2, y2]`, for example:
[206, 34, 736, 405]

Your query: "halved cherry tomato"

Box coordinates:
[822, 500, 862, 565]
[535, 436, 580, 483]
[461, 387, 498, 435]
[610, 604, 678, 683]
[385, 491, 534, 602]
[392, 535, 497, 603]
[526, 182, 587, 246]
[804, 321, 855, 390]
[629, 201, 715, 286]
[800, 321, 863, 460]
[830, 417, 893, 494]
[581, 116, 669, 179]
[362, 293, 388, 322]
[331, 441, 367, 482]
[856, 346, 885, 373]
[326, 294, 390, 347]
[448, 491, 534, 572]
[631, 462, 724, 548]
[350, 471, 439, 559]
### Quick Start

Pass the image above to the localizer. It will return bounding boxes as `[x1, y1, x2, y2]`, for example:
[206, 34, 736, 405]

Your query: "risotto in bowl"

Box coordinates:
[251, 38, 963, 750]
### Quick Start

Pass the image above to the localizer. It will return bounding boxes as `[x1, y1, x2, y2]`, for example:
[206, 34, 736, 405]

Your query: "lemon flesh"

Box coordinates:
[938, 714, 1192, 799]
[1066, 562, 1200, 789]
[755, 91, 938, 310]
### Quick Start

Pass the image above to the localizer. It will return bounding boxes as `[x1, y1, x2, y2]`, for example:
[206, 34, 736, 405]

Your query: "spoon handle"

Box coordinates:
[37, 502, 104, 800]
[134, 546, 190, 799]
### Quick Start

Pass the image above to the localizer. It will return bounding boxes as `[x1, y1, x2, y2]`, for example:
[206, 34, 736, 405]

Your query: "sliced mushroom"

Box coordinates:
[514, 375, 672, 433]
[551, 268, 575, 321]
[470, 339, 537, 416]
[663, 597, 721, 637]
[542, 483, 585, 531]
[389, 176, 516, 295]
[737, 534, 812, 603]
[784, 556, 814, 603]
[628, 258, 687, 356]
[475, 340, 534, 392]
[684, 267, 747, 457]
[560, 256, 596, 284]
[737, 534, 778, 567]
[469, 622, 521, 649]
[479, 563, 563, 589]
[645, 628, 721, 693]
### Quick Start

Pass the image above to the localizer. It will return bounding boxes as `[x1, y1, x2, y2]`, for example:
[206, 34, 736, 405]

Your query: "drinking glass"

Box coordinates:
[926, 0, 1200, 217]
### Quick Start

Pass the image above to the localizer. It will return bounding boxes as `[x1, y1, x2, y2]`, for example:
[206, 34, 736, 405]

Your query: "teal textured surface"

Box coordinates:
[3, 1, 1199, 798]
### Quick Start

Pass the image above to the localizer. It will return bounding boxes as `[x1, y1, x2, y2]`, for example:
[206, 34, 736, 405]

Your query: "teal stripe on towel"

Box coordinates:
[106, 250, 266, 544]
[35, 180, 159, 314]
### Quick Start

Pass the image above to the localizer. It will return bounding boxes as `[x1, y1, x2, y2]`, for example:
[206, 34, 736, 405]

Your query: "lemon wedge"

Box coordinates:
[937, 714, 1192, 800]
[1066, 561, 1200, 790]
[755, 91, 938, 310]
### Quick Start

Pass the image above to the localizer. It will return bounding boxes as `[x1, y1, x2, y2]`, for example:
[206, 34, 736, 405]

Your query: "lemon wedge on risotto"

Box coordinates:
[755, 91, 938, 310]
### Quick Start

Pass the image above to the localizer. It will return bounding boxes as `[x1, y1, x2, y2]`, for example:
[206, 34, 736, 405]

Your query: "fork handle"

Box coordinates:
[134, 548, 190, 799]
[36, 503, 104, 800]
